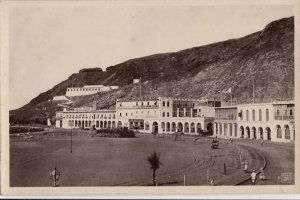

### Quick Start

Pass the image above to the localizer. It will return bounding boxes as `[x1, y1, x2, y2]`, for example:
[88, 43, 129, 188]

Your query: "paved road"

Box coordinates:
[233, 139, 294, 185]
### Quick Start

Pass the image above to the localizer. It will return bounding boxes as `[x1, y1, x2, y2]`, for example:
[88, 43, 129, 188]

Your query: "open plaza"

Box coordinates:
[10, 129, 294, 187]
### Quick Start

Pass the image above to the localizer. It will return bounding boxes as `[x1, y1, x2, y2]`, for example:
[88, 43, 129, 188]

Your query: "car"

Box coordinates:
[211, 140, 219, 149]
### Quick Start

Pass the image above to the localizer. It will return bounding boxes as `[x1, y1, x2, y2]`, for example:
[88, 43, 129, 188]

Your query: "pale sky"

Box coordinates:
[9, 5, 293, 110]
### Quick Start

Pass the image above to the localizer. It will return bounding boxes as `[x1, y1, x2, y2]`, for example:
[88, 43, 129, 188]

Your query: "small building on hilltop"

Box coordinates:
[65, 85, 119, 97]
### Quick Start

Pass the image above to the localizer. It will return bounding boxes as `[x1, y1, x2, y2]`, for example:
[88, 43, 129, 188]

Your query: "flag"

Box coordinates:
[133, 78, 140, 84]
[47, 118, 51, 126]
[222, 88, 232, 93]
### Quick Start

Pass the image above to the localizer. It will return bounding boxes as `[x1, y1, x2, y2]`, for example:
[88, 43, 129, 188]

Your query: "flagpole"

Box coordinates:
[139, 77, 142, 98]
[230, 92, 232, 106]
[252, 70, 255, 104]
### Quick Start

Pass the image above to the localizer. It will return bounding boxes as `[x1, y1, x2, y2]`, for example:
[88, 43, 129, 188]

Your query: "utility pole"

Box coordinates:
[230, 91, 232, 106]
[252, 68, 255, 104]
[70, 122, 73, 154]
[139, 77, 142, 99]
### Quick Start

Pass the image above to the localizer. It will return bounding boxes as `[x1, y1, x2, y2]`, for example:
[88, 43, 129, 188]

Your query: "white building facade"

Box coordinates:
[55, 96, 295, 142]
[214, 101, 295, 142]
[55, 96, 216, 135]
[55, 107, 116, 129]
[115, 96, 215, 135]
[66, 85, 119, 97]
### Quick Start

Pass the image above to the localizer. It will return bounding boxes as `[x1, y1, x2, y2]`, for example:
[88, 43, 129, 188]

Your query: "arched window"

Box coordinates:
[141, 102, 143, 106]
[136, 102, 138, 106]
[277, 125, 282, 139]
[285, 125, 290, 139]
[167, 112, 169, 117]
[163, 101, 165, 106]
[246, 110, 249, 121]
[266, 109, 269, 121]
[145, 121, 149, 130]
[252, 109, 255, 121]
[259, 109, 262, 121]
[240, 110, 243, 120]
[277, 109, 280, 115]
[162, 112, 165, 117]
[161, 122, 165, 131]
[147, 101, 150, 106]
[167, 101, 170, 107]
[290, 109, 293, 116]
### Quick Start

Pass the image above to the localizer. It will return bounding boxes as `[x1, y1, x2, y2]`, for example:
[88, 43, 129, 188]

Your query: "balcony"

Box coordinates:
[117, 105, 159, 109]
[274, 115, 294, 120]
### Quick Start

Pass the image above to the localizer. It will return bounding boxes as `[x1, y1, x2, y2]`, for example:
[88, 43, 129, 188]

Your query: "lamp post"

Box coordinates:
[69, 121, 74, 153]
[50, 167, 60, 187]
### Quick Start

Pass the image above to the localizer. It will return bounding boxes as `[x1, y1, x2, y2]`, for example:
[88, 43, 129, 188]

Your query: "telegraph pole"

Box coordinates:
[69, 121, 73, 154]
[71, 127, 73, 153]
[139, 77, 142, 98]
[252, 68, 255, 104]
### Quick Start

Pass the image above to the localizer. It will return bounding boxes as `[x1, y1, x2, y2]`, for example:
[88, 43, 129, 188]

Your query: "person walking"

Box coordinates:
[251, 170, 257, 185]
[259, 168, 265, 180]
[244, 160, 249, 173]
[260, 138, 264, 146]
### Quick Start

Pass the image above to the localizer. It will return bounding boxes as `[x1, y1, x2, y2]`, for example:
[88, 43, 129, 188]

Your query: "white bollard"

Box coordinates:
[207, 168, 210, 184]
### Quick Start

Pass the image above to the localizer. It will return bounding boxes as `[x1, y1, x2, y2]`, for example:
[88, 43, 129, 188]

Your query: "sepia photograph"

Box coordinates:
[1, 0, 299, 196]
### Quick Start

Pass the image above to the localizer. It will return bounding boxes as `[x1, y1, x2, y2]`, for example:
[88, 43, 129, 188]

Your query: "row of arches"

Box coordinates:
[215, 123, 238, 137]
[68, 119, 213, 136]
[276, 124, 293, 140]
[239, 126, 271, 140]
[69, 120, 118, 129]
[158, 122, 202, 134]
[240, 108, 270, 122]
[152, 121, 213, 134]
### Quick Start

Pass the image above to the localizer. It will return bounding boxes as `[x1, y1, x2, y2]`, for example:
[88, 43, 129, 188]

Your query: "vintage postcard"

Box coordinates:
[0, 0, 299, 196]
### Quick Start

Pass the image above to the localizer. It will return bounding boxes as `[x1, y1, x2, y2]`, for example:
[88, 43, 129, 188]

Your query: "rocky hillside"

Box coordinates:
[10, 17, 294, 124]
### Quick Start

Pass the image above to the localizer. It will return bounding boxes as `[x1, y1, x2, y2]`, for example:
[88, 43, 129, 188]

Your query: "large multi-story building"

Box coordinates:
[115, 96, 215, 134]
[214, 100, 295, 142]
[55, 96, 216, 135]
[55, 96, 295, 142]
[66, 85, 119, 97]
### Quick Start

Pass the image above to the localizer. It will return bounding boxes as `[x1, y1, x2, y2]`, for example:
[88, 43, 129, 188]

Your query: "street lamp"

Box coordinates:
[68, 121, 74, 153]
[50, 167, 60, 187]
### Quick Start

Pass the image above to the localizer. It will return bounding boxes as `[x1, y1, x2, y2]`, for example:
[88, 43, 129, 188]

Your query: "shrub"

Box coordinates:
[96, 127, 135, 138]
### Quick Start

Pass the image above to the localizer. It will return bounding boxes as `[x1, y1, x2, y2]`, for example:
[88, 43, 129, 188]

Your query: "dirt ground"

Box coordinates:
[9, 132, 294, 187]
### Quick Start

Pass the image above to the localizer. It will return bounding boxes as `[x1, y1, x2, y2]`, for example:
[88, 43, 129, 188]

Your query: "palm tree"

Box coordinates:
[147, 151, 162, 186]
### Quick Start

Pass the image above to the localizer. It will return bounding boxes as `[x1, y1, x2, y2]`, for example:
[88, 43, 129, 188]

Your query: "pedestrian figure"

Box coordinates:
[50, 167, 60, 187]
[244, 160, 249, 173]
[230, 138, 233, 144]
[251, 170, 257, 185]
[259, 168, 265, 180]
[194, 137, 200, 144]
[260, 138, 264, 146]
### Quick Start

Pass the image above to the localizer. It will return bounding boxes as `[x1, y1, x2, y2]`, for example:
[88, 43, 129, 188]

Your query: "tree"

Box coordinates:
[147, 151, 162, 186]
